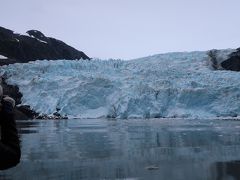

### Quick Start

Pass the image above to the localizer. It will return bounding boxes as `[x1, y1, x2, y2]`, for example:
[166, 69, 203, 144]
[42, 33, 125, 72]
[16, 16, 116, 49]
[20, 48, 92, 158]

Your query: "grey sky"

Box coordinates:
[1, 0, 240, 59]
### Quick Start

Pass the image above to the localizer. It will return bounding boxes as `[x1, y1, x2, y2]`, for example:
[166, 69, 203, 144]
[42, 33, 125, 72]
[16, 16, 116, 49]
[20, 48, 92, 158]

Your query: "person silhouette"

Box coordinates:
[0, 85, 21, 170]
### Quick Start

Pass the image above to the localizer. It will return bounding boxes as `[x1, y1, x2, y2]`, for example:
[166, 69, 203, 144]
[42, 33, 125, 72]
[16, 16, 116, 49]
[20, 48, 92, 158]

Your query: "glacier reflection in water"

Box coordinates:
[2, 118, 240, 180]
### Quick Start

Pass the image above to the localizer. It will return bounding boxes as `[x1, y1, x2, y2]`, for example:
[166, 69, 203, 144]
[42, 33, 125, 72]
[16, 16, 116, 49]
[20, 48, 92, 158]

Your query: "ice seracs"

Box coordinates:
[1, 50, 240, 119]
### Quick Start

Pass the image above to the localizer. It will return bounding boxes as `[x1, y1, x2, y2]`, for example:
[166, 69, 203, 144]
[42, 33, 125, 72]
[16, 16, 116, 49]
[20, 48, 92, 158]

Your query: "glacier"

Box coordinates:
[1, 50, 240, 119]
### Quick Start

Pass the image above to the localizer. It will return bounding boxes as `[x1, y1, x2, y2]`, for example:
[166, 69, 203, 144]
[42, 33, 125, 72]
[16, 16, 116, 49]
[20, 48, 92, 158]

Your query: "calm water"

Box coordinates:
[1, 118, 240, 180]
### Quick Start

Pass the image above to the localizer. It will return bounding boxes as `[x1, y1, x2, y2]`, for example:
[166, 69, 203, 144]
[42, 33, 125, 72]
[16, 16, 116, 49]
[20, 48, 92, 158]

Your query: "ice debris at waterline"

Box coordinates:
[1, 50, 240, 119]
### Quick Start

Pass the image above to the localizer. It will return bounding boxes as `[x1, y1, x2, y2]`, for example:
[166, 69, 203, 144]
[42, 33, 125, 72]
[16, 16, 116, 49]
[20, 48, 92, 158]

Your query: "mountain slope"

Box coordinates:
[0, 26, 89, 65]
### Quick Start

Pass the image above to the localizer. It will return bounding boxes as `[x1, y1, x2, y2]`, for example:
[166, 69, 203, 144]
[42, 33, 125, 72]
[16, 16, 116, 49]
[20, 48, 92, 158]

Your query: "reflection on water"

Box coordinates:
[1, 118, 240, 180]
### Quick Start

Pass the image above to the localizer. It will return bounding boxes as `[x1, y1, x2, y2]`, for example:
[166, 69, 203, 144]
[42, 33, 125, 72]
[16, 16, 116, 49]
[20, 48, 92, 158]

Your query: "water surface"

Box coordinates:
[1, 118, 240, 180]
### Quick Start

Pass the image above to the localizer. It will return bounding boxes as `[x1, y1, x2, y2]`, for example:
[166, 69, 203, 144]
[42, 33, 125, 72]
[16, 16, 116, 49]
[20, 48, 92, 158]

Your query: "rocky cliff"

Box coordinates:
[0, 26, 90, 65]
[207, 48, 240, 71]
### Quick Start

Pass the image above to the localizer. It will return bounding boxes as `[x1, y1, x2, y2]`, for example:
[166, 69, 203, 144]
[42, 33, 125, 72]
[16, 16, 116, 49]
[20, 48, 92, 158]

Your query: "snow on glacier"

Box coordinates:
[1, 50, 240, 119]
[0, 54, 8, 59]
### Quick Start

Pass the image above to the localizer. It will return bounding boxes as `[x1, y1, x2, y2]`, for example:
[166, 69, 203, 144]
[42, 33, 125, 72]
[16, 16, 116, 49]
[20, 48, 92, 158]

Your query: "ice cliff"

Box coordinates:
[1, 50, 240, 119]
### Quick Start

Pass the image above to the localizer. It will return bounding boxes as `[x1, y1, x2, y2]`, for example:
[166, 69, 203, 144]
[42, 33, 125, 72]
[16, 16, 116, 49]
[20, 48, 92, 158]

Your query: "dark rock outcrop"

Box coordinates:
[0, 59, 35, 119]
[0, 58, 18, 66]
[0, 26, 90, 64]
[1, 78, 34, 120]
[207, 48, 240, 71]
[2, 79, 22, 105]
[221, 48, 240, 71]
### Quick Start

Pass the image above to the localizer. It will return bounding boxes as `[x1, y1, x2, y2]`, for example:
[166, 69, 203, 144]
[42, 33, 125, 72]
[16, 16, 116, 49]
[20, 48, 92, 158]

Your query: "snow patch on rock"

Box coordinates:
[0, 54, 8, 59]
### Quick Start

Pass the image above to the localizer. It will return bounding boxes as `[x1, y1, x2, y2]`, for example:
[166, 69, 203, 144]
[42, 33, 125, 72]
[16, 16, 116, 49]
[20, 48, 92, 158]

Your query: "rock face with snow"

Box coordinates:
[207, 48, 240, 71]
[0, 26, 90, 65]
[2, 50, 240, 119]
[221, 48, 240, 71]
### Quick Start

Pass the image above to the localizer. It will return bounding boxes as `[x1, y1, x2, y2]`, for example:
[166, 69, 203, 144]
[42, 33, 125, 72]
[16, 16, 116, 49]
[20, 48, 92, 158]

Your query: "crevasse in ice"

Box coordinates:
[1, 50, 240, 119]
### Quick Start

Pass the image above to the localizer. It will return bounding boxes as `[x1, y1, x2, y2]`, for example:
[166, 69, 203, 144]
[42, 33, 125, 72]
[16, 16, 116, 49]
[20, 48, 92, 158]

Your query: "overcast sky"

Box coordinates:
[1, 0, 240, 59]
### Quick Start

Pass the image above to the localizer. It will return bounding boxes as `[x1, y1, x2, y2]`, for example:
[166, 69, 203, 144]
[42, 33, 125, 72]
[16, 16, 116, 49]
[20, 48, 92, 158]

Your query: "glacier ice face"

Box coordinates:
[1, 50, 240, 119]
